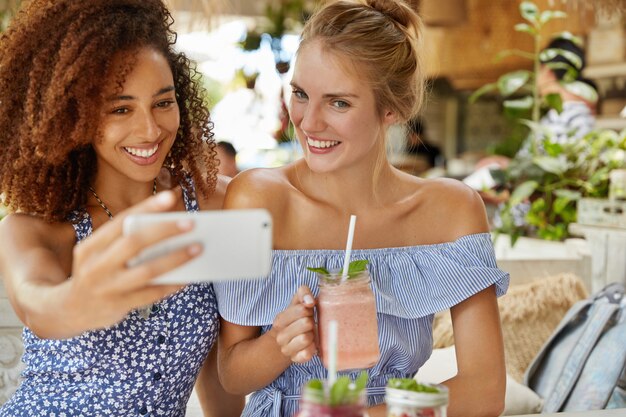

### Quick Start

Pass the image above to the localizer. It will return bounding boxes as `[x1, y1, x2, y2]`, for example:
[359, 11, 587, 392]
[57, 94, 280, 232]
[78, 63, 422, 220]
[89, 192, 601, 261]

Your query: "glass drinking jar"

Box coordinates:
[385, 384, 449, 417]
[296, 384, 370, 417]
[316, 270, 380, 371]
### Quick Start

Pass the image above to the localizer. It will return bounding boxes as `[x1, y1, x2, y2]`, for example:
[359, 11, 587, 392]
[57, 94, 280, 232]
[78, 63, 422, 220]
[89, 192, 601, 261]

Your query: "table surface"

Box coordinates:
[514, 409, 626, 417]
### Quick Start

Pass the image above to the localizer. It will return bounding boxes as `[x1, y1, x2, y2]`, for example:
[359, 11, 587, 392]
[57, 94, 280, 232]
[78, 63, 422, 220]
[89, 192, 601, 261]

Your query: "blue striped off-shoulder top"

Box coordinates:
[213, 232, 509, 417]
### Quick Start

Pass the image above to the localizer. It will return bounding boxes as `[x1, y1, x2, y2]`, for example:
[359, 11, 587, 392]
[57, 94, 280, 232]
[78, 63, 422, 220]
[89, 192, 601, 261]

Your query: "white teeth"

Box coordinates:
[124, 143, 158, 158]
[307, 138, 339, 149]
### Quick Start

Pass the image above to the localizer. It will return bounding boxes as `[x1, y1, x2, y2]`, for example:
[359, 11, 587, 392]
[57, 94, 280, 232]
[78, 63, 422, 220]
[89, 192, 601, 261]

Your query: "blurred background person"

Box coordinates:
[216, 141, 240, 178]
[405, 116, 444, 170]
[521, 37, 597, 152]
[468, 37, 598, 203]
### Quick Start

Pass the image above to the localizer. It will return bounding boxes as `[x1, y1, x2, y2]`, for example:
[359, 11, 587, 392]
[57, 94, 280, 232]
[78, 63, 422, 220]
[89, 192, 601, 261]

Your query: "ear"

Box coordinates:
[382, 110, 398, 126]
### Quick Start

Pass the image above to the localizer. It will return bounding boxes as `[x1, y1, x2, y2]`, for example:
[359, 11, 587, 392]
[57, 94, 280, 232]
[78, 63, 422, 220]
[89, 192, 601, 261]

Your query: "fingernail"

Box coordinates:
[155, 190, 175, 205]
[303, 295, 314, 305]
[188, 243, 202, 256]
[177, 219, 194, 230]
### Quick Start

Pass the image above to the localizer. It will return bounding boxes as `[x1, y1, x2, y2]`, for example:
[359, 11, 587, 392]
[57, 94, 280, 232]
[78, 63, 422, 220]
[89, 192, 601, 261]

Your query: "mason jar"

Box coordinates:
[385, 384, 449, 417]
[296, 384, 370, 417]
[316, 270, 380, 371]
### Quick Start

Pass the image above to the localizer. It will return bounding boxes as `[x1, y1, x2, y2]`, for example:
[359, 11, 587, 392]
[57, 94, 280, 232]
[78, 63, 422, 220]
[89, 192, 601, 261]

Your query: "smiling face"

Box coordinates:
[93, 47, 179, 185]
[289, 41, 395, 174]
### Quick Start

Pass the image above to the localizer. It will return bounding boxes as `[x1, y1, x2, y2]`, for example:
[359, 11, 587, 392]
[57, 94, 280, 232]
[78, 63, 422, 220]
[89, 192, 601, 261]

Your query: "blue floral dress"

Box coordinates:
[214, 233, 509, 417]
[0, 182, 219, 417]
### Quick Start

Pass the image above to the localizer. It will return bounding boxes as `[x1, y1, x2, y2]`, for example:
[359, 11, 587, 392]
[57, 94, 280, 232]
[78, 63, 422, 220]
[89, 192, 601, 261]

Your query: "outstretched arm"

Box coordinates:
[0, 190, 195, 339]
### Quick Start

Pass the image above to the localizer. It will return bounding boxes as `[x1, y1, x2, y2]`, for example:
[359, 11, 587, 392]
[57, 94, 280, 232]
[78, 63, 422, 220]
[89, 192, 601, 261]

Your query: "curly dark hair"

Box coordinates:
[0, 0, 218, 221]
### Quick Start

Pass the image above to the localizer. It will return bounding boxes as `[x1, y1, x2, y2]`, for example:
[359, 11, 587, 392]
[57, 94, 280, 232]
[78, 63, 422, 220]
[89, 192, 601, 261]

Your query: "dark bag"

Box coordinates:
[524, 282, 626, 412]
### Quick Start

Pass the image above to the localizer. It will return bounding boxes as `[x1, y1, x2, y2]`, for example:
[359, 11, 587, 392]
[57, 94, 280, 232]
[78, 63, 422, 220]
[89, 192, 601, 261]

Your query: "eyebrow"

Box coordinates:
[290, 81, 359, 99]
[107, 85, 175, 101]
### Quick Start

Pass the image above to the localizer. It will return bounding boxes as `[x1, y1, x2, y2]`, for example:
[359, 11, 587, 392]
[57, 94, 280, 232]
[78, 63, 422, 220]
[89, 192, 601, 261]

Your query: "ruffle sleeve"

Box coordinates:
[213, 233, 509, 326]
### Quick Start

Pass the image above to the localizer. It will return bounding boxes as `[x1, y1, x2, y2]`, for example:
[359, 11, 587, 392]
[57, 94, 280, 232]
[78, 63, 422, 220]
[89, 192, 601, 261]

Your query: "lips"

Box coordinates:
[122, 141, 163, 166]
[123, 142, 159, 158]
[307, 137, 340, 149]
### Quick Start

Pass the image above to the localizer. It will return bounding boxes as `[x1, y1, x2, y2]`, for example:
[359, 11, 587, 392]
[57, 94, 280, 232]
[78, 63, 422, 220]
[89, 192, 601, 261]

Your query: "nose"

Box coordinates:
[135, 109, 162, 141]
[299, 102, 325, 134]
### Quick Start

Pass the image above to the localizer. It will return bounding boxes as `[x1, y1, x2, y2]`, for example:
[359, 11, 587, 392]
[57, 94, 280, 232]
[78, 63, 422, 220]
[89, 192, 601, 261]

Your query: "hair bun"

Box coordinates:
[366, 0, 414, 29]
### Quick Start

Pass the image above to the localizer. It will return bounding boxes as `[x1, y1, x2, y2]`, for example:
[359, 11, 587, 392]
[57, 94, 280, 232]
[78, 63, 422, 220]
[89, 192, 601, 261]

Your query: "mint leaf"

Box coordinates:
[387, 378, 440, 393]
[347, 260, 368, 278]
[306, 267, 330, 275]
[305, 378, 324, 391]
[346, 371, 369, 403]
[354, 371, 368, 392]
[304, 372, 369, 405]
[330, 376, 351, 405]
[307, 260, 369, 279]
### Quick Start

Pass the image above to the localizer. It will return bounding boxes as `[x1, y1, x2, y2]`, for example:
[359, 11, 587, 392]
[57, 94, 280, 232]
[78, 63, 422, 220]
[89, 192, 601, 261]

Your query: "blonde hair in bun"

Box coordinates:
[299, 0, 425, 123]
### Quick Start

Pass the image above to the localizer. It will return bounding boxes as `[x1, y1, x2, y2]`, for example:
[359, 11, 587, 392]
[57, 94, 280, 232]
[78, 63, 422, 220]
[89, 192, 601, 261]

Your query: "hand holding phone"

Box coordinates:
[123, 209, 273, 284]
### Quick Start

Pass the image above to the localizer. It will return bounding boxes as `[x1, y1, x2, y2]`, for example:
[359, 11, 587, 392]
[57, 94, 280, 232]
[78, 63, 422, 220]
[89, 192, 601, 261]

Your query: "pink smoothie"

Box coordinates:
[317, 272, 380, 370]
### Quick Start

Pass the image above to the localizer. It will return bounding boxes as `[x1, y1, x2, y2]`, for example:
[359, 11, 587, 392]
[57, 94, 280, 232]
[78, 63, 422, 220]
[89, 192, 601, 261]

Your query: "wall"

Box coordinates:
[422, 0, 594, 90]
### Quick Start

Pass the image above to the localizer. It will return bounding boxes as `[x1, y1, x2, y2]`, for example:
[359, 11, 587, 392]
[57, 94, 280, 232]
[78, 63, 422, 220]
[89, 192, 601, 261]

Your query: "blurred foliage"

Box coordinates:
[486, 116, 532, 159]
[470, 2, 596, 154]
[498, 129, 626, 243]
[471, 1, 625, 244]
[239, 0, 311, 73]
[197, 71, 226, 111]
[0, 0, 20, 32]
[236, 0, 312, 144]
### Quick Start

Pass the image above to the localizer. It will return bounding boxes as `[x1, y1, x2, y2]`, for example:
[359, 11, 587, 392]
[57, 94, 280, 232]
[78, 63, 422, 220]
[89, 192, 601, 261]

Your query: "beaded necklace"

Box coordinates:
[88, 179, 158, 319]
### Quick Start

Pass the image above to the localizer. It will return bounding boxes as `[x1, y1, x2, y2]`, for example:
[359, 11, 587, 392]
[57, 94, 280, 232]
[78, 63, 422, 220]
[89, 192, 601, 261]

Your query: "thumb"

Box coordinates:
[296, 285, 315, 307]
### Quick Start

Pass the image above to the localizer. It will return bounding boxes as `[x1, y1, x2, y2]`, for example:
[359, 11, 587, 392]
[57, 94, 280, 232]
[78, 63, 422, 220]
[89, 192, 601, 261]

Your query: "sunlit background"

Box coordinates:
[160, 0, 626, 177]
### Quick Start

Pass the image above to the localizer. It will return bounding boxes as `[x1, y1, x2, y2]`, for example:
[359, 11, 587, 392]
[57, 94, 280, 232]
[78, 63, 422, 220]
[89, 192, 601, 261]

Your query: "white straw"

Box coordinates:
[327, 320, 339, 386]
[341, 215, 357, 280]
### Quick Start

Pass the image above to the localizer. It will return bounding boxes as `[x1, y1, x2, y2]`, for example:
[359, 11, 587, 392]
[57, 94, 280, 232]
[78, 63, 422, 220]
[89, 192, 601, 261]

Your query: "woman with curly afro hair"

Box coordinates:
[0, 0, 243, 415]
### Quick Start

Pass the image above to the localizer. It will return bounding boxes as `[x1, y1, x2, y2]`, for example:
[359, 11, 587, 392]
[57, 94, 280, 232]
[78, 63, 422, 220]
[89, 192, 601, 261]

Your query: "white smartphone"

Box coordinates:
[122, 209, 273, 284]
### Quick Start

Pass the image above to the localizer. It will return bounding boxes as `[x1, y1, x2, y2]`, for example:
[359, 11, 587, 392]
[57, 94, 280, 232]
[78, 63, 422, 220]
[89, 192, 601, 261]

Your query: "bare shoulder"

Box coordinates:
[417, 177, 490, 240]
[223, 167, 290, 210]
[0, 213, 74, 263]
[197, 174, 230, 210]
[1, 213, 57, 246]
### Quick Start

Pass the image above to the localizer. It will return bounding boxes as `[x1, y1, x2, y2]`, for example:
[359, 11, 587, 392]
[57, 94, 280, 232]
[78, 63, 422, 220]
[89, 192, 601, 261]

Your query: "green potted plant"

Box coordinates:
[499, 128, 626, 243]
[471, 1, 626, 244]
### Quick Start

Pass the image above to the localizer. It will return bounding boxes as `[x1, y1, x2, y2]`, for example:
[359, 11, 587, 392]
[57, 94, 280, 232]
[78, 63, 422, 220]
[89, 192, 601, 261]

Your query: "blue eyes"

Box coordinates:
[292, 89, 307, 100]
[291, 89, 350, 109]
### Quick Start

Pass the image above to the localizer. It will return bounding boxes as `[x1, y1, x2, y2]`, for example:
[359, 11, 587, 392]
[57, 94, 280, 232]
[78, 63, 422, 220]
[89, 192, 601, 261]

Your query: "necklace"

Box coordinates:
[89, 179, 157, 219]
[88, 179, 158, 319]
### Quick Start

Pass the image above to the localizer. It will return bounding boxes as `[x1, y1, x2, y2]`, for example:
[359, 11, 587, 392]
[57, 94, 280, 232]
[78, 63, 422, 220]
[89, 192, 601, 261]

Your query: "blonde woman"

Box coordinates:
[210, 1, 509, 416]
